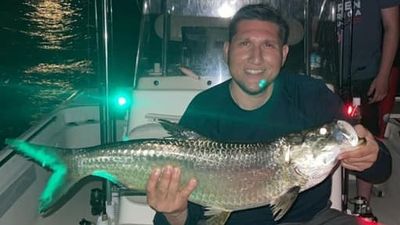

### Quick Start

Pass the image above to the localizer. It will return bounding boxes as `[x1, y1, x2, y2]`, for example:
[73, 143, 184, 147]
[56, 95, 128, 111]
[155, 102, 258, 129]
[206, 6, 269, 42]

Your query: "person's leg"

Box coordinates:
[352, 79, 379, 202]
[356, 178, 373, 202]
[358, 89, 378, 201]
[359, 92, 380, 137]
[378, 66, 399, 138]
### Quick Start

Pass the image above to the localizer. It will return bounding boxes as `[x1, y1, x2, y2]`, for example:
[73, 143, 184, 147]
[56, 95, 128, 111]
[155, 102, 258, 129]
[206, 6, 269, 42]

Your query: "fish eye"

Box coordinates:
[319, 127, 328, 135]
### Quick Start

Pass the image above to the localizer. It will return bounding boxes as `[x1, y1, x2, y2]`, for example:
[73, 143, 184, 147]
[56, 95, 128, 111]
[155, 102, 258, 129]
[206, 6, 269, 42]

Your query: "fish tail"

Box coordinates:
[6, 138, 76, 215]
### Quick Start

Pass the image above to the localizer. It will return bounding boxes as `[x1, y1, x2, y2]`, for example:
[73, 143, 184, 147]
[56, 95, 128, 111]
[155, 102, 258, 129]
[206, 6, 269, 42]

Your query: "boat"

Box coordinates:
[1, 0, 399, 225]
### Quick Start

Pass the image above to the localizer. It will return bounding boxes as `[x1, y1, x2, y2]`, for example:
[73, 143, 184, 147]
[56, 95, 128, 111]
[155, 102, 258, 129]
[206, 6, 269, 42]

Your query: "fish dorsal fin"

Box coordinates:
[158, 119, 206, 140]
[271, 186, 300, 221]
[202, 207, 232, 225]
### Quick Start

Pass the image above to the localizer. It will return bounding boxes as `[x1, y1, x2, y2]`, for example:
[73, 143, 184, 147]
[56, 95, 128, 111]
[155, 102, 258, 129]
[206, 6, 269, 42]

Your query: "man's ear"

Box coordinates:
[223, 42, 229, 63]
[281, 44, 289, 66]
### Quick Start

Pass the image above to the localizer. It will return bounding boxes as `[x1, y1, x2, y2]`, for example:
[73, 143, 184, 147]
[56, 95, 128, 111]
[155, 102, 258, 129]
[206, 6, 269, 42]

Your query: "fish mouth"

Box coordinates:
[336, 120, 359, 146]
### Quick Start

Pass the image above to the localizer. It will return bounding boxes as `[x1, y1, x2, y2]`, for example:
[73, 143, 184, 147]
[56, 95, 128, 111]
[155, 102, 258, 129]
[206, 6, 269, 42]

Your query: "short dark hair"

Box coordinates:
[228, 3, 289, 45]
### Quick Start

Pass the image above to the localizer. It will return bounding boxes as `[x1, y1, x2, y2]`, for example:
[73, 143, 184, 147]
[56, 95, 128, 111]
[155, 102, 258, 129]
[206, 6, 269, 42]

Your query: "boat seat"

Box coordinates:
[121, 77, 207, 225]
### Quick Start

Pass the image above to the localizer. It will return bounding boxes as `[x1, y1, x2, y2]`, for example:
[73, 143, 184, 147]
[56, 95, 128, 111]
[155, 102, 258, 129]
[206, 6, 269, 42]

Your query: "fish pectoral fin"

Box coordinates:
[203, 206, 227, 216]
[271, 186, 300, 221]
[202, 208, 232, 225]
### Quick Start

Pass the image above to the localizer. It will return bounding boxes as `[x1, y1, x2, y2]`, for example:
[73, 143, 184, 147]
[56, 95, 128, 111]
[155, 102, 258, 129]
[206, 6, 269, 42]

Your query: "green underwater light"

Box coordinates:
[111, 89, 131, 112]
[117, 96, 127, 106]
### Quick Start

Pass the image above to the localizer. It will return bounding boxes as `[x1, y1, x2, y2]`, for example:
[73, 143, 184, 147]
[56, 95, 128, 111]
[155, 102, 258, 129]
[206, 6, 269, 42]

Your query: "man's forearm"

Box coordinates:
[378, 6, 399, 78]
[354, 141, 392, 183]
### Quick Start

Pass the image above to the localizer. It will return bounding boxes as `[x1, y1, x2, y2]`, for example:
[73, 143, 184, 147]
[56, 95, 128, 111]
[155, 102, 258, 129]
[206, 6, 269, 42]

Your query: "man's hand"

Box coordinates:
[338, 125, 379, 171]
[367, 75, 389, 103]
[146, 165, 197, 225]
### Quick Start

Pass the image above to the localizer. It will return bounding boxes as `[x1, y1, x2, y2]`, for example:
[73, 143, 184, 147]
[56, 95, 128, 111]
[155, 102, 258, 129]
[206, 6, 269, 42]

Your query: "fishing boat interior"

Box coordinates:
[1, 0, 399, 225]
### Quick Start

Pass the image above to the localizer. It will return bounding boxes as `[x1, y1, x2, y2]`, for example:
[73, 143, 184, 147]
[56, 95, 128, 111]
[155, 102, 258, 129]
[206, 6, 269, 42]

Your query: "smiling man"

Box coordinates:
[146, 3, 392, 225]
[225, 18, 289, 110]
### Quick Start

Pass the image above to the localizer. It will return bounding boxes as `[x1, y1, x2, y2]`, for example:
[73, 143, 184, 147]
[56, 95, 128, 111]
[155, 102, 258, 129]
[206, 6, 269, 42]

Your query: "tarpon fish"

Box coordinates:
[6, 120, 361, 225]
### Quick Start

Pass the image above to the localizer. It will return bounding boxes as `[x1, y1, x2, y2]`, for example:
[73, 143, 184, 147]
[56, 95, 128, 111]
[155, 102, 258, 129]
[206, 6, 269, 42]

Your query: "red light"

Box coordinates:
[356, 216, 381, 225]
[347, 105, 354, 116]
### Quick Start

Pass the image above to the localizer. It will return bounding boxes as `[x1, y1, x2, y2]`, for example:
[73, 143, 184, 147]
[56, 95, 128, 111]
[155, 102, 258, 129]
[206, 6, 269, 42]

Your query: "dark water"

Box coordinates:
[0, 0, 97, 148]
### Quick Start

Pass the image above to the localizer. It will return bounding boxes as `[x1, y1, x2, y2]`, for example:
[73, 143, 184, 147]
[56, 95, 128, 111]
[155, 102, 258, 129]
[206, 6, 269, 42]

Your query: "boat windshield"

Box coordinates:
[134, 0, 340, 88]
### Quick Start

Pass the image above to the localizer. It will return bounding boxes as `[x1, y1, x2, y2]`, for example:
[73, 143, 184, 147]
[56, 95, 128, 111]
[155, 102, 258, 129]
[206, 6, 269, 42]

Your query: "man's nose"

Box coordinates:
[248, 46, 263, 64]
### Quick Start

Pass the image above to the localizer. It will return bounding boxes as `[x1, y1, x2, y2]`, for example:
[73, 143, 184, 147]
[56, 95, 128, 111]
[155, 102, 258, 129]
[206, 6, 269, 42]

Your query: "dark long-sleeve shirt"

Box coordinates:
[154, 72, 391, 225]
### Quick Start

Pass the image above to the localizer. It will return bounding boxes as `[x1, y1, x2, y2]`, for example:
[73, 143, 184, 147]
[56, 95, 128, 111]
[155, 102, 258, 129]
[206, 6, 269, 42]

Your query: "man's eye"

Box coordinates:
[264, 43, 276, 48]
[239, 41, 250, 47]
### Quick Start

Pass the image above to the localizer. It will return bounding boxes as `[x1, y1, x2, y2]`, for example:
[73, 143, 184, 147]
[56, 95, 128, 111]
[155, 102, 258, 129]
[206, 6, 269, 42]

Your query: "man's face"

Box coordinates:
[224, 20, 289, 95]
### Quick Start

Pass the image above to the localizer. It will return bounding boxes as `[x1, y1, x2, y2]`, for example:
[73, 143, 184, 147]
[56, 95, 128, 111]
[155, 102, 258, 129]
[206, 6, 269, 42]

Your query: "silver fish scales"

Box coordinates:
[6, 119, 360, 224]
[73, 139, 285, 209]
